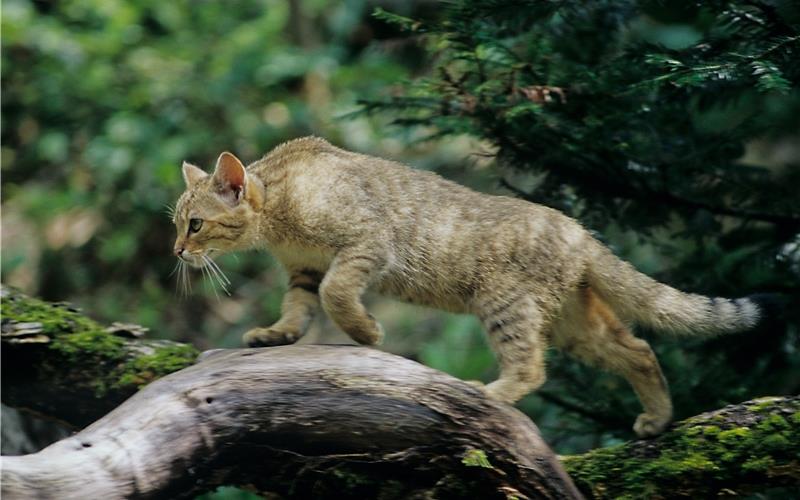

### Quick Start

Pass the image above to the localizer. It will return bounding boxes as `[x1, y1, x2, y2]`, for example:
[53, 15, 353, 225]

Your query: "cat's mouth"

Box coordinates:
[174, 250, 231, 296]
[179, 253, 206, 268]
[180, 249, 222, 268]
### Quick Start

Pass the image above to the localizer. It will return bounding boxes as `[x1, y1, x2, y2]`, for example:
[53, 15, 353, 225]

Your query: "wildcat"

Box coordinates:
[172, 136, 765, 437]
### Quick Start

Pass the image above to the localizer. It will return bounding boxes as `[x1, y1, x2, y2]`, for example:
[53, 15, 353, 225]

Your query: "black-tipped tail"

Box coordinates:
[746, 293, 792, 332]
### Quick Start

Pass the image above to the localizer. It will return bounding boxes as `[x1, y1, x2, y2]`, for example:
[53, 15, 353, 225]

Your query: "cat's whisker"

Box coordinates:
[206, 263, 230, 295]
[200, 259, 221, 300]
[203, 255, 231, 296]
[164, 203, 177, 220]
[177, 260, 186, 297]
[177, 260, 184, 297]
[181, 260, 193, 297]
[168, 260, 181, 279]
[180, 261, 187, 298]
[172, 260, 182, 297]
[211, 263, 231, 296]
[203, 255, 221, 283]
[213, 263, 233, 294]
[201, 258, 217, 294]
[205, 256, 232, 286]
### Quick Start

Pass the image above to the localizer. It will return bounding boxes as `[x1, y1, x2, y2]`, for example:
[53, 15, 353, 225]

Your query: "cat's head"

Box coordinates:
[172, 152, 263, 268]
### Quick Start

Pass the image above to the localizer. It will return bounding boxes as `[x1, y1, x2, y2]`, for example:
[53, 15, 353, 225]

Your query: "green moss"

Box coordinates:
[50, 330, 126, 359]
[742, 456, 775, 472]
[115, 344, 198, 388]
[563, 400, 800, 499]
[2, 292, 104, 337]
[762, 433, 790, 450]
[747, 397, 783, 413]
[685, 425, 703, 437]
[3, 289, 126, 361]
[462, 449, 493, 468]
[3, 288, 197, 397]
[331, 468, 372, 490]
[718, 427, 751, 445]
[664, 452, 718, 474]
[759, 414, 790, 432]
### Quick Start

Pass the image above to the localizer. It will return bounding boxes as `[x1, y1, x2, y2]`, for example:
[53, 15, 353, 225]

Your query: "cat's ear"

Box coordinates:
[212, 152, 247, 206]
[182, 161, 208, 188]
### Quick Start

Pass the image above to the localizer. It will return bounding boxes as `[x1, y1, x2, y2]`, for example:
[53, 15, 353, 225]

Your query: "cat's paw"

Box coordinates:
[633, 412, 671, 438]
[242, 327, 300, 348]
[348, 317, 385, 346]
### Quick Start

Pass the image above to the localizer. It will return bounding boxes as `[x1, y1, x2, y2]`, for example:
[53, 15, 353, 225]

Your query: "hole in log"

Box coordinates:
[206, 397, 214, 404]
[82, 442, 92, 448]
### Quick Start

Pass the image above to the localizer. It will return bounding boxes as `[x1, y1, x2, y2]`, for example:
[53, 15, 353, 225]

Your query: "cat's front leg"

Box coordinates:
[243, 269, 321, 347]
[319, 244, 388, 346]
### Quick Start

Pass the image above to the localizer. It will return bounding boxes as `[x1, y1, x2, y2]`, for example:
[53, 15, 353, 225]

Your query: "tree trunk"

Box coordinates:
[1, 345, 582, 499]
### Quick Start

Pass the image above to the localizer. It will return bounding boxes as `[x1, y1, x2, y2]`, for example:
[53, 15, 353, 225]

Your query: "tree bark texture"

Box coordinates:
[1, 346, 582, 500]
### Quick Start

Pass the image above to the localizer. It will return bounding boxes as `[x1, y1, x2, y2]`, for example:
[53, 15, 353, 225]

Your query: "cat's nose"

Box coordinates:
[174, 247, 184, 258]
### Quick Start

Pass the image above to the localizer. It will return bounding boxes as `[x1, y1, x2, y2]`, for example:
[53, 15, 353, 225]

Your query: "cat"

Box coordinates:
[172, 136, 766, 437]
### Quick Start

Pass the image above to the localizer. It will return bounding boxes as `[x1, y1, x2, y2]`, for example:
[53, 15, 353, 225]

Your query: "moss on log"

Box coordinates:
[562, 396, 800, 498]
[1, 286, 198, 426]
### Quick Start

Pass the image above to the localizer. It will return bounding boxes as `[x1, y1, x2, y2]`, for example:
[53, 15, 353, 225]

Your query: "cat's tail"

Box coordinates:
[585, 240, 774, 336]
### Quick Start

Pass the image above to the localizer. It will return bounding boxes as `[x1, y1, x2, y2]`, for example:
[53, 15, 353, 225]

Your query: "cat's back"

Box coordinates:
[249, 136, 569, 237]
[250, 136, 476, 208]
[249, 136, 344, 176]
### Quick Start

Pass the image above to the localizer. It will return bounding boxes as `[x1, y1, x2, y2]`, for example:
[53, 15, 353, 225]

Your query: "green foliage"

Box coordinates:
[364, 0, 800, 452]
[363, 0, 800, 277]
[1, 0, 418, 350]
[418, 314, 496, 380]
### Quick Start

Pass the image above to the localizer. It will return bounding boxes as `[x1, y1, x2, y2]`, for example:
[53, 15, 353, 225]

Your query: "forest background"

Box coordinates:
[2, 2, 798, 496]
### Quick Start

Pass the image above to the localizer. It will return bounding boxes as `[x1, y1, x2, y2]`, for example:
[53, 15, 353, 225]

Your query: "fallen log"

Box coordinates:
[1, 345, 582, 499]
[562, 395, 800, 498]
[3, 287, 797, 498]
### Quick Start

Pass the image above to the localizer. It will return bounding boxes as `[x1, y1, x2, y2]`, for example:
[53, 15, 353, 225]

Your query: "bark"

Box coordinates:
[1, 346, 581, 500]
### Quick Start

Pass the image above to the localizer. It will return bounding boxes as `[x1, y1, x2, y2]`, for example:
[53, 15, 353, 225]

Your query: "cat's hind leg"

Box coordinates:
[552, 286, 673, 437]
[479, 294, 548, 404]
[243, 269, 321, 347]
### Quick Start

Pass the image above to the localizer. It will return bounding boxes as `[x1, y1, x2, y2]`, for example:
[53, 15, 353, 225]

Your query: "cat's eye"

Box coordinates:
[189, 218, 203, 233]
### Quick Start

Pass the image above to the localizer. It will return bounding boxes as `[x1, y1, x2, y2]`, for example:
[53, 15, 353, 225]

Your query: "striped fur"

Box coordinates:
[172, 136, 765, 437]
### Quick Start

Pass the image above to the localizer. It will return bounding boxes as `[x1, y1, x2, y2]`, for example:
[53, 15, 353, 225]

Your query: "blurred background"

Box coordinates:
[2, 0, 799, 489]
